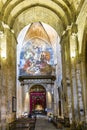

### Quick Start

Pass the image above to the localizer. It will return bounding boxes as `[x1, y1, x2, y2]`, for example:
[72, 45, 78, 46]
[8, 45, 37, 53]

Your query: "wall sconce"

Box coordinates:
[0, 33, 6, 59]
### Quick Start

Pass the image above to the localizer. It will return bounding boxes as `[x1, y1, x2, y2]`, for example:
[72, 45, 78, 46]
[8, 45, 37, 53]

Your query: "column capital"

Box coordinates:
[60, 23, 78, 45]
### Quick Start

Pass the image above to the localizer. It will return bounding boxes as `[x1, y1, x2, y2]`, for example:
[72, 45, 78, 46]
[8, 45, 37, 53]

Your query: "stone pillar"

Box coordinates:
[1, 53, 7, 130]
[17, 82, 23, 118]
[6, 29, 16, 125]
[66, 61, 73, 123]
[76, 60, 84, 121]
[0, 32, 2, 130]
[22, 85, 25, 113]
[64, 32, 73, 123]
[61, 24, 82, 122]
[81, 57, 87, 122]
[0, 32, 7, 130]
[61, 32, 70, 118]
[46, 83, 54, 113]
[51, 87, 54, 111]
[70, 31, 84, 121]
[53, 82, 58, 116]
[46, 90, 51, 110]
[70, 33, 79, 121]
[24, 85, 29, 113]
[0, 27, 16, 129]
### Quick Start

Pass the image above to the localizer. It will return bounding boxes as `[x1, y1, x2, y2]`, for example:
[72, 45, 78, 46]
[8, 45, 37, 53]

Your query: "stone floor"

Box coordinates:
[35, 115, 66, 130]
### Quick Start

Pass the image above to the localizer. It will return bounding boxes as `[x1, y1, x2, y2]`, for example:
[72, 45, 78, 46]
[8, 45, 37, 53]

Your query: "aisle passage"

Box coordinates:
[35, 117, 58, 130]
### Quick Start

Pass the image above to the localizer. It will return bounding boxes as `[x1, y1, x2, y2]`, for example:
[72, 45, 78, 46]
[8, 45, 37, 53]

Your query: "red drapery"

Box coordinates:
[30, 91, 46, 113]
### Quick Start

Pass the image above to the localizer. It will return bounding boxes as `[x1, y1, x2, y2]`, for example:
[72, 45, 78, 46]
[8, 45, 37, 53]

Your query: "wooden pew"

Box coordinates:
[9, 117, 36, 130]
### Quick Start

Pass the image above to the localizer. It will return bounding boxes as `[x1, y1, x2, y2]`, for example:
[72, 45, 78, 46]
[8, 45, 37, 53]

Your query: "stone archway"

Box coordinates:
[17, 21, 62, 117]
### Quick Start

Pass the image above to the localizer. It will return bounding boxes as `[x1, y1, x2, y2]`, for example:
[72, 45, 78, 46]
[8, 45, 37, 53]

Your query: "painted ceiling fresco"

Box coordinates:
[19, 38, 54, 76]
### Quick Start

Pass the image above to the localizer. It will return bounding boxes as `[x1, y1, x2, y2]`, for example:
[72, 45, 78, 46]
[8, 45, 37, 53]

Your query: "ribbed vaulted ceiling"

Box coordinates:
[0, 0, 84, 37]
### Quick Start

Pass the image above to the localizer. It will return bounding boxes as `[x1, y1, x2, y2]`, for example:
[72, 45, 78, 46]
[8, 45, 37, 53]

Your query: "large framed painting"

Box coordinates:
[12, 97, 16, 112]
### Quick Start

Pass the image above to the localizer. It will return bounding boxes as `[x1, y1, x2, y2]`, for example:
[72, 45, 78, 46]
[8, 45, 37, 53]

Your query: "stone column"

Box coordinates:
[46, 90, 51, 110]
[61, 23, 85, 123]
[22, 85, 25, 113]
[1, 54, 7, 130]
[6, 29, 16, 125]
[70, 31, 84, 121]
[64, 31, 73, 123]
[0, 32, 7, 130]
[17, 81, 23, 118]
[53, 82, 58, 116]
[81, 56, 87, 122]
[70, 33, 79, 121]
[51, 87, 54, 112]
[0, 32, 2, 130]
[65, 61, 73, 123]
[76, 59, 84, 121]
[24, 85, 29, 113]
[46, 84, 54, 115]
[61, 33, 70, 118]
[21, 84, 29, 115]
